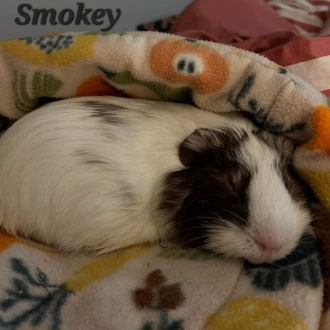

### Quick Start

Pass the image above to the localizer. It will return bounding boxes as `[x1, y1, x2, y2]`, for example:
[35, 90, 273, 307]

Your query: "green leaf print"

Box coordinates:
[23, 34, 74, 55]
[13, 71, 62, 112]
[100, 67, 193, 102]
[158, 245, 217, 261]
[0, 258, 72, 330]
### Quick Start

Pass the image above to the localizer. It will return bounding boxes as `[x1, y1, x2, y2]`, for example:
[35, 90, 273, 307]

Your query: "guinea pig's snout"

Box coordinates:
[255, 236, 284, 253]
[249, 232, 293, 264]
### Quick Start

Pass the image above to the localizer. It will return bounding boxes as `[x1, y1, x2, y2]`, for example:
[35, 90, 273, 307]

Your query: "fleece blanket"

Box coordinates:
[0, 31, 329, 330]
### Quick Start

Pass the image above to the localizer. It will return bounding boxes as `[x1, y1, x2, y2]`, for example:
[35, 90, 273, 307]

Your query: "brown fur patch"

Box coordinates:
[312, 204, 330, 310]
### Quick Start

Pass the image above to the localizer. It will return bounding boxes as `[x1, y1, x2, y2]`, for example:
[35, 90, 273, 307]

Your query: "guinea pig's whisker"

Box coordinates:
[203, 220, 233, 230]
[181, 234, 211, 245]
[202, 250, 221, 258]
[179, 217, 232, 233]
[181, 215, 223, 223]
[208, 223, 240, 235]
[218, 209, 249, 226]
[178, 225, 214, 232]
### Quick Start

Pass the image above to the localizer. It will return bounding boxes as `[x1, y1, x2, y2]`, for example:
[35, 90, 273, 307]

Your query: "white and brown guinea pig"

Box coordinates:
[0, 96, 311, 264]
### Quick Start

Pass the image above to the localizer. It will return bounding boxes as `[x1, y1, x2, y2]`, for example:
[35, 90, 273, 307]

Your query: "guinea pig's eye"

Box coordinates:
[283, 170, 293, 190]
[283, 164, 299, 189]
[222, 168, 250, 197]
[282, 164, 306, 199]
[224, 172, 240, 196]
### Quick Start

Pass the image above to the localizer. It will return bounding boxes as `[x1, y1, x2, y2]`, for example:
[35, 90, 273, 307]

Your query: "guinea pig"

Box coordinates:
[0, 96, 311, 264]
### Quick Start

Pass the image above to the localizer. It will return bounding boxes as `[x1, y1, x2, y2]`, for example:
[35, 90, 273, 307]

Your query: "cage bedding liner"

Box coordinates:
[0, 30, 328, 330]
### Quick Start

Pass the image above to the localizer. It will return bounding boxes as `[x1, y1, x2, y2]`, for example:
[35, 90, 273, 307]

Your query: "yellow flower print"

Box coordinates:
[206, 297, 307, 330]
[1, 34, 97, 66]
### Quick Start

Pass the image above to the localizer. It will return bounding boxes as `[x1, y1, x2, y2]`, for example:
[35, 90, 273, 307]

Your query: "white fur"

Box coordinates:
[0, 96, 311, 263]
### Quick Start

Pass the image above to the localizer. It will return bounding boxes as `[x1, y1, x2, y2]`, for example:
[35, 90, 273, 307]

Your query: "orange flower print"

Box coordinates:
[303, 105, 330, 154]
[150, 39, 229, 94]
[76, 76, 121, 97]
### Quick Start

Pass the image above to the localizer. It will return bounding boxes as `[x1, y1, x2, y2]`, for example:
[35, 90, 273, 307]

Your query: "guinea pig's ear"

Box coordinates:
[179, 129, 220, 166]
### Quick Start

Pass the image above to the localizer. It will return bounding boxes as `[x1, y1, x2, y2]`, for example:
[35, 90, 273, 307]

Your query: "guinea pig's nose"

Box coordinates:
[255, 237, 284, 252]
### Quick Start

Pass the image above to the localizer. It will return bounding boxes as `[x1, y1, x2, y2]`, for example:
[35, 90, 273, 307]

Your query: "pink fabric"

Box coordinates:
[260, 37, 330, 65]
[171, 0, 299, 46]
[319, 15, 330, 36]
[266, 0, 330, 36]
[170, 0, 330, 95]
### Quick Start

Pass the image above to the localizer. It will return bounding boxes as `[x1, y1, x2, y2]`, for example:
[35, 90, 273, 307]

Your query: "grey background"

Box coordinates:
[0, 0, 192, 40]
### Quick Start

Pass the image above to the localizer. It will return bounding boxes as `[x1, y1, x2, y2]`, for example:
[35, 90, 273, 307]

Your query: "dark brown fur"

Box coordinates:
[253, 128, 308, 202]
[159, 127, 308, 252]
[160, 127, 251, 250]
